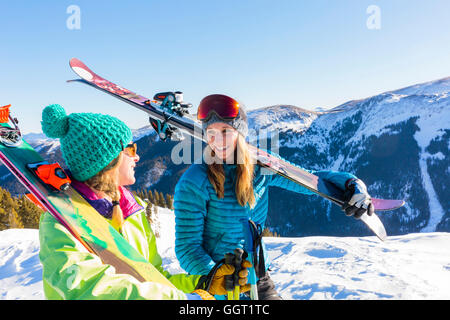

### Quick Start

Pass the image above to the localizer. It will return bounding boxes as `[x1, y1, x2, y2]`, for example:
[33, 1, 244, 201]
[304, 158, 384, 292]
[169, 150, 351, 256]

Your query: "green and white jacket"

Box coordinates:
[38, 183, 202, 300]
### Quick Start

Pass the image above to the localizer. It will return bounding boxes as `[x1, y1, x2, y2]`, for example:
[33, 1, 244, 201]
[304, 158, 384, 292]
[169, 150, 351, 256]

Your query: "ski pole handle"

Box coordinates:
[224, 252, 235, 300]
[233, 248, 244, 300]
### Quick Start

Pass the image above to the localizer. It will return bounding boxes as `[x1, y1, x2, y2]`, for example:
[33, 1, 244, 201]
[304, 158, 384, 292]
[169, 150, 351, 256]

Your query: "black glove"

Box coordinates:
[342, 178, 374, 219]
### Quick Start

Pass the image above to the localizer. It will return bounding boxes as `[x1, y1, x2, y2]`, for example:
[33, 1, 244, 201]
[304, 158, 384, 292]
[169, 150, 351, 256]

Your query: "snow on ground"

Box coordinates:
[154, 210, 450, 300]
[266, 234, 450, 299]
[0, 229, 43, 300]
[1, 209, 450, 300]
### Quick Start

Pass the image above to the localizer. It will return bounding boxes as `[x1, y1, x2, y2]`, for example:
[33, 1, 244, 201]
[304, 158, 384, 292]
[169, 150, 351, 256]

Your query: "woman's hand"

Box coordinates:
[342, 178, 374, 219]
[207, 260, 252, 296]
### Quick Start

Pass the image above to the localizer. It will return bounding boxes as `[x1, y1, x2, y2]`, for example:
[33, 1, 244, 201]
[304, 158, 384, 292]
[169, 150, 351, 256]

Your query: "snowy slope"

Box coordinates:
[23, 133, 60, 153]
[0, 229, 42, 300]
[2, 209, 449, 300]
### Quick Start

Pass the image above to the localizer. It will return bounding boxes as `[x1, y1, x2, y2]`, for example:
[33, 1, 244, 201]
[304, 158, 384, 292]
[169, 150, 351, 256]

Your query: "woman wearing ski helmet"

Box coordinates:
[38, 104, 249, 300]
[173, 94, 374, 300]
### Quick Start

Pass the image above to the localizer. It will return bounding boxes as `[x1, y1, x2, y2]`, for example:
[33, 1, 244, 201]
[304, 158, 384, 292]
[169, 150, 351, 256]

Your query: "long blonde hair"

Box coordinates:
[84, 152, 125, 231]
[206, 135, 255, 208]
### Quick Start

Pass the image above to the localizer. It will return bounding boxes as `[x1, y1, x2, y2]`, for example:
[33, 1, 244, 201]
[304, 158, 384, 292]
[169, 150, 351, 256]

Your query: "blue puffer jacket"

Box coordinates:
[173, 155, 357, 276]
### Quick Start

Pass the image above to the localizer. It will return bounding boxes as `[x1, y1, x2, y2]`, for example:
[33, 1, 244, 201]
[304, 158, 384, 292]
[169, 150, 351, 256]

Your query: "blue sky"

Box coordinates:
[1, 0, 450, 133]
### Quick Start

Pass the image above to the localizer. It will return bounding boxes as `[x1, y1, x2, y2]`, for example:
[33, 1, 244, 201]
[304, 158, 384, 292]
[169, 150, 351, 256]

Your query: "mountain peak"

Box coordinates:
[247, 104, 319, 134]
[331, 75, 450, 113]
[389, 75, 450, 96]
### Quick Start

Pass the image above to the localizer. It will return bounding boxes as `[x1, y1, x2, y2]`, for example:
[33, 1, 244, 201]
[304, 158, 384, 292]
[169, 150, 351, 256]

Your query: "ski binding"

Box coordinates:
[0, 104, 22, 147]
[145, 91, 191, 141]
[27, 161, 71, 191]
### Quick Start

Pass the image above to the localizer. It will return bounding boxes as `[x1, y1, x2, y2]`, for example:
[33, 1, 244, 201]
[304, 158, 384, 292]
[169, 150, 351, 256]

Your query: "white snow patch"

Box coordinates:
[0, 229, 43, 300]
[418, 152, 446, 232]
[132, 125, 155, 141]
[330, 154, 345, 171]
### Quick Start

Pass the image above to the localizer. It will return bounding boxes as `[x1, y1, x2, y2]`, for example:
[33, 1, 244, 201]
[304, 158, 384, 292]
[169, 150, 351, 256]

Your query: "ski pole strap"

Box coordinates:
[196, 258, 225, 292]
[248, 219, 266, 279]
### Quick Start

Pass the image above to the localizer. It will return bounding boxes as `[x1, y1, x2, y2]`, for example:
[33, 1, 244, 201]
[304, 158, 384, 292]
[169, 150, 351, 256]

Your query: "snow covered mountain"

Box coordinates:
[2, 210, 450, 300]
[264, 76, 449, 236]
[1, 76, 449, 236]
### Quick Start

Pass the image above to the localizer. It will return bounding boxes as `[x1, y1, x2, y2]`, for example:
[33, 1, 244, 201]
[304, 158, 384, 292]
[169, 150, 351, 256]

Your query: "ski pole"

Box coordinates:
[248, 256, 259, 300]
[232, 248, 244, 300]
[241, 218, 259, 300]
[224, 252, 235, 300]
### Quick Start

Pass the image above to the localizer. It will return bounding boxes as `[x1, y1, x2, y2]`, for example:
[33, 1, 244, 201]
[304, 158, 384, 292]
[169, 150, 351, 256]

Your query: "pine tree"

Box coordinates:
[4, 189, 19, 229]
[17, 195, 43, 229]
[0, 188, 7, 230]
[0, 187, 44, 230]
[159, 191, 166, 208]
[147, 189, 154, 205]
[153, 191, 160, 207]
[9, 208, 23, 229]
[0, 188, 22, 229]
[262, 227, 280, 237]
[165, 194, 173, 210]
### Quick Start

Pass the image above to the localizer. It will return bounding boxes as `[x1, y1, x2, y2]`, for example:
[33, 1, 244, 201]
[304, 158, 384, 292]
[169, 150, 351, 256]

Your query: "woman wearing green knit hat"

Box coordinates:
[38, 104, 248, 300]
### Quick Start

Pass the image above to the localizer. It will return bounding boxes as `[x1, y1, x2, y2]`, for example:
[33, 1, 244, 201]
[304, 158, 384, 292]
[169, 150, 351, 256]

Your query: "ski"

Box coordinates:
[0, 105, 177, 288]
[68, 58, 405, 241]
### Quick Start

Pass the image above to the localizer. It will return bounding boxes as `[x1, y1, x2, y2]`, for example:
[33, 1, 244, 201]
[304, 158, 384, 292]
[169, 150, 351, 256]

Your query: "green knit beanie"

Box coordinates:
[41, 104, 132, 182]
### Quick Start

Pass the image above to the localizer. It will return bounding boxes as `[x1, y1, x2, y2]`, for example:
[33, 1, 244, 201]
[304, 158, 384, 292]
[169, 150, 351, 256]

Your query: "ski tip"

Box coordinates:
[69, 58, 96, 81]
[69, 57, 81, 66]
[69, 58, 90, 71]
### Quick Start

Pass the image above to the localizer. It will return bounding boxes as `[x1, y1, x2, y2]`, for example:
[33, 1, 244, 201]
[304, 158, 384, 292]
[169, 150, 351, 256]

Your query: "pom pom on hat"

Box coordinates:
[41, 104, 70, 138]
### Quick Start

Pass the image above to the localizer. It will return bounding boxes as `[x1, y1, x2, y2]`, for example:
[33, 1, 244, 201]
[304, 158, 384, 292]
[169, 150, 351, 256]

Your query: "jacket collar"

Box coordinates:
[70, 178, 143, 220]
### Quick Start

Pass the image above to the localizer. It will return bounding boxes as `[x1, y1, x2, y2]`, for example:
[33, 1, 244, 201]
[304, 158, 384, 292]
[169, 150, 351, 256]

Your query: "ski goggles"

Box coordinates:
[197, 94, 240, 122]
[121, 142, 137, 157]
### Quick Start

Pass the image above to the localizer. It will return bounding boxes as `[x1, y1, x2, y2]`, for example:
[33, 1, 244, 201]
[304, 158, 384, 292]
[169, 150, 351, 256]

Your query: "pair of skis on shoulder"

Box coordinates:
[68, 58, 406, 241]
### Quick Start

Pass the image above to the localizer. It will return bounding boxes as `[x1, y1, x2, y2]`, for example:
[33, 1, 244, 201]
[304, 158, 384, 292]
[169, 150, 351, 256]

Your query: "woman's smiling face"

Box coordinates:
[206, 122, 239, 162]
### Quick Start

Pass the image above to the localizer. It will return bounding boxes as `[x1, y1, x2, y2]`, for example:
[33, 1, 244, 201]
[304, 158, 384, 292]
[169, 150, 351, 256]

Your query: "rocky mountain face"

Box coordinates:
[2, 77, 449, 236]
